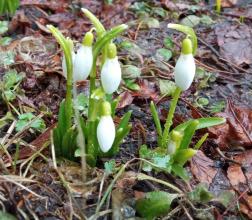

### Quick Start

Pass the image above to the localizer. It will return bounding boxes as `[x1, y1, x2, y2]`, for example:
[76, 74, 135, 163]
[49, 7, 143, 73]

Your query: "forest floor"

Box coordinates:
[0, 0, 252, 219]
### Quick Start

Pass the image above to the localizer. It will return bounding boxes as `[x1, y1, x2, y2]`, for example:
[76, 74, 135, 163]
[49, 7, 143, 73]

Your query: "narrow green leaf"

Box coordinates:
[174, 117, 226, 132]
[150, 101, 162, 146]
[194, 133, 208, 150]
[172, 164, 190, 181]
[61, 128, 77, 160]
[111, 97, 119, 118]
[117, 110, 132, 130]
[179, 120, 199, 149]
[173, 148, 197, 166]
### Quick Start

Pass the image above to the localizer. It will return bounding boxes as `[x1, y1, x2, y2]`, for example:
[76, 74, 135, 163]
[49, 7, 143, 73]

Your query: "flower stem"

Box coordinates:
[162, 87, 181, 148]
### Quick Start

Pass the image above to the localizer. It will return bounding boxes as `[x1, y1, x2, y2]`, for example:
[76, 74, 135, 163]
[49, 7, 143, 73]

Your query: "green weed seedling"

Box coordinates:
[0, 0, 19, 16]
[140, 24, 226, 181]
[48, 9, 131, 166]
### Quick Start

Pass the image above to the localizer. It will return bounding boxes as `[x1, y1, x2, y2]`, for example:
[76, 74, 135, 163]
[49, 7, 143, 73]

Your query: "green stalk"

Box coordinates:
[167, 24, 197, 56]
[81, 8, 106, 38]
[87, 25, 128, 161]
[150, 101, 162, 146]
[162, 87, 181, 148]
[216, 0, 221, 14]
[47, 25, 73, 130]
[88, 24, 128, 119]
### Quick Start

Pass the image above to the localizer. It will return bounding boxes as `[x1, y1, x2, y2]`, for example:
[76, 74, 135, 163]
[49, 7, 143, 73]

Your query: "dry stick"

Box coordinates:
[222, 187, 249, 217]
[194, 59, 234, 75]
[94, 158, 137, 217]
[0, 120, 16, 145]
[88, 209, 112, 220]
[73, 83, 87, 183]
[162, 206, 182, 220]
[198, 37, 250, 74]
[4, 113, 44, 151]
[0, 120, 17, 168]
[228, 100, 252, 144]
[20, 144, 48, 177]
[0, 175, 45, 200]
[95, 158, 184, 219]
[215, 147, 242, 166]
[179, 201, 194, 220]
[51, 134, 86, 220]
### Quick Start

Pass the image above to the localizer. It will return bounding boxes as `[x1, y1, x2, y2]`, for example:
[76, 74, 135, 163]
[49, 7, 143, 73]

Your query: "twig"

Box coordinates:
[179, 202, 193, 220]
[162, 206, 181, 219]
[215, 147, 242, 166]
[88, 209, 112, 220]
[0, 175, 45, 200]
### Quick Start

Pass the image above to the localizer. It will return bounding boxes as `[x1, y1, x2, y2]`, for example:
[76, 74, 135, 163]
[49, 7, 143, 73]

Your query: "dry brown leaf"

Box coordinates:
[227, 150, 252, 187]
[132, 79, 159, 101]
[209, 100, 252, 150]
[117, 91, 134, 109]
[215, 22, 252, 65]
[227, 150, 252, 218]
[240, 194, 252, 219]
[18, 124, 56, 159]
[190, 150, 218, 185]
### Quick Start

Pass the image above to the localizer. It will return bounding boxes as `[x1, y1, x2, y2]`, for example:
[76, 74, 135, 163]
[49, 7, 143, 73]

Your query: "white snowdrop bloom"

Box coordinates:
[62, 31, 93, 82]
[167, 130, 182, 155]
[97, 115, 116, 153]
[167, 140, 176, 155]
[174, 38, 196, 91]
[62, 52, 75, 78]
[97, 101, 115, 153]
[101, 43, 121, 94]
[101, 57, 121, 94]
[73, 45, 93, 81]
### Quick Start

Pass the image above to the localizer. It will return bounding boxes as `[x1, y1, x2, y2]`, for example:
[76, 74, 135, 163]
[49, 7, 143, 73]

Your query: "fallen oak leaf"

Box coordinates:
[117, 91, 134, 109]
[190, 150, 218, 185]
[131, 79, 159, 101]
[227, 149, 252, 188]
[209, 100, 252, 150]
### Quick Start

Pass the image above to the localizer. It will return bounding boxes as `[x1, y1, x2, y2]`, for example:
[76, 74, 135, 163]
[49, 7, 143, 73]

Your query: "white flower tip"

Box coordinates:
[97, 116, 115, 153]
[167, 141, 176, 154]
[73, 45, 93, 82]
[167, 23, 175, 28]
[101, 57, 121, 94]
[174, 54, 195, 91]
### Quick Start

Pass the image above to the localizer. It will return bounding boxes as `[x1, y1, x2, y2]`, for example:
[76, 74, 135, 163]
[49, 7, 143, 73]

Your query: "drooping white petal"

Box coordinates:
[174, 54, 195, 91]
[73, 45, 93, 82]
[97, 116, 115, 153]
[62, 52, 75, 78]
[167, 140, 176, 155]
[101, 57, 121, 94]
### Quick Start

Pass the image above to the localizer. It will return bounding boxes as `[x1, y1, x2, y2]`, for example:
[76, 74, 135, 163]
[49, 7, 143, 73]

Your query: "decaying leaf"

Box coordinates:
[215, 22, 252, 65]
[190, 150, 218, 185]
[209, 100, 252, 150]
[117, 91, 134, 109]
[132, 79, 159, 101]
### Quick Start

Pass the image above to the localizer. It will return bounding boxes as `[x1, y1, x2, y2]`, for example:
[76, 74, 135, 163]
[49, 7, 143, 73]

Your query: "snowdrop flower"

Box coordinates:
[174, 38, 196, 91]
[97, 101, 115, 153]
[73, 32, 93, 82]
[101, 43, 121, 94]
[62, 32, 93, 82]
[167, 130, 182, 154]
